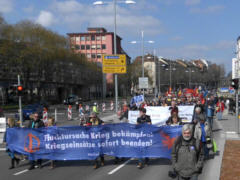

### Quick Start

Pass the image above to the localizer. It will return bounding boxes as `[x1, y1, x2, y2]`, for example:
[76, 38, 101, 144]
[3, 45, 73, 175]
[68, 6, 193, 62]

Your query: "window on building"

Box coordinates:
[91, 45, 96, 49]
[80, 36, 85, 41]
[86, 36, 90, 41]
[87, 54, 91, 58]
[71, 37, 75, 41]
[76, 37, 80, 42]
[102, 44, 106, 49]
[75, 45, 80, 50]
[86, 45, 90, 50]
[91, 54, 96, 59]
[97, 54, 102, 59]
[96, 36, 101, 41]
[102, 36, 106, 40]
[81, 45, 85, 50]
[97, 44, 101, 49]
[91, 35, 95, 41]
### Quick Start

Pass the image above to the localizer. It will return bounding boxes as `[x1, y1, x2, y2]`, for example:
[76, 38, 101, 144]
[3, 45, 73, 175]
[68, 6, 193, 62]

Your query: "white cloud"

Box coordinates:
[36, 10, 55, 27]
[46, 0, 164, 37]
[0, 0, 14, 13]
[190, 5, 225, 14]
[185, 0, 201, 6]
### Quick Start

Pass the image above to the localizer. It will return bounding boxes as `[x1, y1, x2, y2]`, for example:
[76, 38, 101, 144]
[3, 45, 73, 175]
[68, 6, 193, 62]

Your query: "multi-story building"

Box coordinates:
[67, 27, 130, 96]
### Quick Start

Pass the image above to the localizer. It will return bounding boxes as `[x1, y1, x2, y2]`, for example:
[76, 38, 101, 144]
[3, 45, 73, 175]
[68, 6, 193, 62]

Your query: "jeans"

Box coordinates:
[203, 142, 209, 158]
[207, 117, 213, 129]
[217, 112, 222, 120]
[178, 175, 198, 180]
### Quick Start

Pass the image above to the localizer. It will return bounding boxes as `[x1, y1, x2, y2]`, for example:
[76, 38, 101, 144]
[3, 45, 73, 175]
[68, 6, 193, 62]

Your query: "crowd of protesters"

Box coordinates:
[3, 90, 232, 179]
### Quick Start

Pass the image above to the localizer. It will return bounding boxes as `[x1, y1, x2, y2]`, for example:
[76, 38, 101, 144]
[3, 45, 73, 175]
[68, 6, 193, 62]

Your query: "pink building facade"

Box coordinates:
[67, 28, 130, 93]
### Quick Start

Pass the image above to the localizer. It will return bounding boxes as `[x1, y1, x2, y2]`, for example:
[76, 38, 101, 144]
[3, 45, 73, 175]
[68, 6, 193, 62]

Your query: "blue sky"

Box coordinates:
[0, 0, 239, 72]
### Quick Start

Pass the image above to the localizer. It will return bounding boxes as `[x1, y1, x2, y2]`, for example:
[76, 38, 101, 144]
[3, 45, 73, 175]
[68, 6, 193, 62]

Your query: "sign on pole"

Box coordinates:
[139, 77, 148, 89]
[102, 66, 126, 74]
[102, 55, 126, 66]
[232, 58, 239, 79]
[102, 54, 126, 74]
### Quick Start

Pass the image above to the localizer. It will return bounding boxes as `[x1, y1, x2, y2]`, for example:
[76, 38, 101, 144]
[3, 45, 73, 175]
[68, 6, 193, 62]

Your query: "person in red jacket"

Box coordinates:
[216, 99, 225, 120]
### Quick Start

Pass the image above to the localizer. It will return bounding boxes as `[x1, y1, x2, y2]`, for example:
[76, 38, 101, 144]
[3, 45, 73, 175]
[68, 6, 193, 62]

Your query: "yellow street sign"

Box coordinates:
[102, 66, 126, 74]
[102, 54, 126, 66]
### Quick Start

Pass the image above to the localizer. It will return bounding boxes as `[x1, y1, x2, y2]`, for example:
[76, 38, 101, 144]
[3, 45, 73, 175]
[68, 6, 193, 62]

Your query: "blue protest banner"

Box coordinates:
[6, 124, 182, 160]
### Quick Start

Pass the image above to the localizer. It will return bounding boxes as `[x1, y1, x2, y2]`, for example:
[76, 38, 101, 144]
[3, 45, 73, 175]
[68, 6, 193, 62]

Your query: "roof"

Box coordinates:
[67, 32, 122, 40]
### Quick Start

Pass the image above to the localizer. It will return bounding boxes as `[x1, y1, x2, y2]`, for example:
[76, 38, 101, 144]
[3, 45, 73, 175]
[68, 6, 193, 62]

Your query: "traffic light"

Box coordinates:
[231, 79, 239, 90]
[17, 85, 23, 96]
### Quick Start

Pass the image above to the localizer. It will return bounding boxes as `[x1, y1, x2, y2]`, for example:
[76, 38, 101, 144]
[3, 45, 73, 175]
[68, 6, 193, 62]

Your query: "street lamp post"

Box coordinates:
[130, 33, 154, 98]
[93, 0, 136, 112]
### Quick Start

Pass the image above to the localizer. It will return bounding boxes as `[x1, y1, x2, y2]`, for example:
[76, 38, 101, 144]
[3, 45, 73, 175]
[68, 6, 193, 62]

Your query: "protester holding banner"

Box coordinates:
[166, 113, 182, 126]
[4, 118, 21, 169]
[171, 124, 204, 180]
[28, 112, 45, 170]
[48, 117, 56, 169]
[87, 112, 105, 169]
[136, 108, 151, 169]
[194, 114, 212, 160]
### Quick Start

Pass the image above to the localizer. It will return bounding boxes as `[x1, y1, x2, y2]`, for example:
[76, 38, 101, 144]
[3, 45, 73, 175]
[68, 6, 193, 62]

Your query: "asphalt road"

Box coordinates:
[0, 106, 225, 180]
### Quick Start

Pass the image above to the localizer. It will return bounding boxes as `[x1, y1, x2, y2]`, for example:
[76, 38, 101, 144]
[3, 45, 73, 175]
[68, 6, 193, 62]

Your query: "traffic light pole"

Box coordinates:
[18, 75, 23, 127]
[237, 88, 239, 134]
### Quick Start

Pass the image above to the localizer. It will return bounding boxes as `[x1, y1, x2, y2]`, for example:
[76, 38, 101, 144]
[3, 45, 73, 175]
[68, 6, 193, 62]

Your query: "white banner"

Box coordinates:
[128, 106, 194, 126]
[0, 117, 6, 132]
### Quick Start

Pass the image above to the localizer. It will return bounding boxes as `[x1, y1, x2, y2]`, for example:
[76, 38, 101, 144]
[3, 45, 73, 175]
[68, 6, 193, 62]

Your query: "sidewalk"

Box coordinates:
[200, 111, 240, 180]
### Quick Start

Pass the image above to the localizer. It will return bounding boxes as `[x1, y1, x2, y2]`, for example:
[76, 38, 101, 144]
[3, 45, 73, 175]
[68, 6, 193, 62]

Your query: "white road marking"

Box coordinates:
[13, 160, 51, 176]
[108, 158, 133, 175]
[0, 148, 6, 151]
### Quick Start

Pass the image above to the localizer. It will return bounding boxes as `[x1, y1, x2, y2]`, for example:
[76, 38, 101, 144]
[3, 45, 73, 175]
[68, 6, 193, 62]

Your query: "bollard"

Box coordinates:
[55, 108, 57, 123]
[43, 107, 48, 126]
[110, 101, 114, 111]
[68, 105, 72, 121]
[102, 103, 106, 113]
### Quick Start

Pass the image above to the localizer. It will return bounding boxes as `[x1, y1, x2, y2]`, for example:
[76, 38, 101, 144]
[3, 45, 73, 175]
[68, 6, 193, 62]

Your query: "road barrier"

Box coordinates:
[68, 105, 72, 121]
[110, 101, 114, 111]
[42, 108, 48, 126]
[102, 103, 106, 112]
[0, 117, 6, 132]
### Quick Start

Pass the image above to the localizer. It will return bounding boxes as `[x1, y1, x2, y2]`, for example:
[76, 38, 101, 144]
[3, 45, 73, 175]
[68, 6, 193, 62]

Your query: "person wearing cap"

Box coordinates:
[171, 124, 204, 180]
[194, 114, 212, 159]
[86, 112, 105, 169]
[136, 108, 151, 169]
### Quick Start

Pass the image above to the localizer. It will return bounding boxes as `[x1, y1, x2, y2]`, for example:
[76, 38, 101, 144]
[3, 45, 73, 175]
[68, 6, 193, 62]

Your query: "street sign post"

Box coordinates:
[102, 54, 126, 74]
[139, 77, 148, 89]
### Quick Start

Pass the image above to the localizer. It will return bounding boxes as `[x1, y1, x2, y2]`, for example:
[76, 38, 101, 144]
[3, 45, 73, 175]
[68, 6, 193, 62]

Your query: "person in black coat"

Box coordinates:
[28, 112, 45, 170]
[136, 108, 151, 169]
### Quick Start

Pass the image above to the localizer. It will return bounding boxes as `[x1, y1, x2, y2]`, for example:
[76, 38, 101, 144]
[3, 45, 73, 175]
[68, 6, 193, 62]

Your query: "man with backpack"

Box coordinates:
[171, 124, 204, 180]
